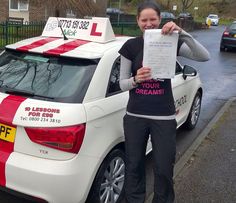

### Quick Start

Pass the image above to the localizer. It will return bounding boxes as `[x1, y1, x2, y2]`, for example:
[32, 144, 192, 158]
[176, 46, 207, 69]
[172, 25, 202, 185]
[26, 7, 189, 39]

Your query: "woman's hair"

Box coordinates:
[137, 1, 161, 18]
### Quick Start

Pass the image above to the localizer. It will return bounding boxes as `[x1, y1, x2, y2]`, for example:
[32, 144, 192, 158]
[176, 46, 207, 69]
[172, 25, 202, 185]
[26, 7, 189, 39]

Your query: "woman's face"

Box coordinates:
[137, 8, 160, 32]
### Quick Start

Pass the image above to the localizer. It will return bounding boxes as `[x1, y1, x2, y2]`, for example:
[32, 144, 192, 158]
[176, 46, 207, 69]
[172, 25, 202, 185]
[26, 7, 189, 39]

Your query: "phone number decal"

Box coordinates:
[59, 19, 90, 30]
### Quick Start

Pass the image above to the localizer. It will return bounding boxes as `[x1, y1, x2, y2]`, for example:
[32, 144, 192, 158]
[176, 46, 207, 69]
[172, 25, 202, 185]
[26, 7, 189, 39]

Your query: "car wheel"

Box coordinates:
[184, 91, 202, 130]
[220, 46, 225, 52]
[86, 149, 125, 203]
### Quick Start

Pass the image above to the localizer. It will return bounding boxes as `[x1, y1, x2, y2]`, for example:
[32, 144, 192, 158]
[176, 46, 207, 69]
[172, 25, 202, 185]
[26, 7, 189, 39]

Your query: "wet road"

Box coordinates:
[1, 25, 236, 202]
[177, 25, 236, 161]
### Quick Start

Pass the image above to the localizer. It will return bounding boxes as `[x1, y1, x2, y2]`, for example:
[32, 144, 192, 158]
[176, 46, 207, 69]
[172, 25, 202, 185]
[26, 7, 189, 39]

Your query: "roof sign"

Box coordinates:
[42, 17, 115, 43]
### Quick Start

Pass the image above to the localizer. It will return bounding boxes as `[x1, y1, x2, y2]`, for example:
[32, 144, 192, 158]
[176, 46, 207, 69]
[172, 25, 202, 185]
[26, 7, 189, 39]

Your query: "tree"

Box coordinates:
[130, 0, 144, 6]
[30, 0, 98, 17]
[165, 0, 171, 10]
[181, 0, 194, 12]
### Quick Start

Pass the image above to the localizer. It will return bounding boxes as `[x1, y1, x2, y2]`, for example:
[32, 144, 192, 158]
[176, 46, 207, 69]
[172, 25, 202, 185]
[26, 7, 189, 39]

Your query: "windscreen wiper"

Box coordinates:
[1, 86, 54, 100]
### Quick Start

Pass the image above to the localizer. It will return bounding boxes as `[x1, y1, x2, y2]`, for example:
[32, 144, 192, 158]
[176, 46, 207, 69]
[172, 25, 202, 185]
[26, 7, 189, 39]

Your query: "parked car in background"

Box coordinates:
[178, 12, 193, 20]
[161, 11, 176, 22]
[106, 7, 124, 15]
[220, 21, 236, 51]
[206, 14, 219, 26]
[160, 11, 176, 27]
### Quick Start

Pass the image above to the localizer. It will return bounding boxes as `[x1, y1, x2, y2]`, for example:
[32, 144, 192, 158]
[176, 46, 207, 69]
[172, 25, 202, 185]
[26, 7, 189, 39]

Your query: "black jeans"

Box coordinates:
[123, 114, 176, 203]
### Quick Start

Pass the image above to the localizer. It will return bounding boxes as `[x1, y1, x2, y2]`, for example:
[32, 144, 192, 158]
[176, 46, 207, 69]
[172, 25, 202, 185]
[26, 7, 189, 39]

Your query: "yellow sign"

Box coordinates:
[0, 123, 16, 143]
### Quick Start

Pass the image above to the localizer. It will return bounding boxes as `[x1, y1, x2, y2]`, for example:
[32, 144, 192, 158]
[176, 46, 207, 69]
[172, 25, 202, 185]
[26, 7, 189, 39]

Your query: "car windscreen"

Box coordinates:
[0, 49, 98, 103]
[209, 15, 218, 19]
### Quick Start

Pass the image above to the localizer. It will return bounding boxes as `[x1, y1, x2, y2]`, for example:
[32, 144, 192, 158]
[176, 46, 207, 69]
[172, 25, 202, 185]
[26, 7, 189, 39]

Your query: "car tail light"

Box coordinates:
[25, 124, 86, 153]
[223, 31, 230, 36]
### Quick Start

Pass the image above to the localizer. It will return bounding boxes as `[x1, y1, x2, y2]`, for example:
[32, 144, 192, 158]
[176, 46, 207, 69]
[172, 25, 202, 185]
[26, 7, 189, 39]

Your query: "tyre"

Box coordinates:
[86, 149, 125, 203]
[220, 46, 225, 52]
[184, 91, 202, 130]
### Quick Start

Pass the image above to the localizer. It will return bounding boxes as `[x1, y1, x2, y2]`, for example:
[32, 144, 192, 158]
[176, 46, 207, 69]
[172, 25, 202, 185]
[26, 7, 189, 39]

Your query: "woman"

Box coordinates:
[119, 1, 210, 203]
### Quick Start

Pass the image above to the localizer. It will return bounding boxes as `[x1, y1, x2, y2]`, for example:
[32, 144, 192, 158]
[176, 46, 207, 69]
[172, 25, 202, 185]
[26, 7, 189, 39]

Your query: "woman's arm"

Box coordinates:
[178, 30, 210, 61]
[161, 21, 210, 62]
[119, 56, 136, 91]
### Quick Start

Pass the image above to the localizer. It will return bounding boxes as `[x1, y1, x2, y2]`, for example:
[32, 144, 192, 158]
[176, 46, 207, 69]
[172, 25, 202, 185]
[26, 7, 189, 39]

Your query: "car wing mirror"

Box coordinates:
[183, 65, 197, 80]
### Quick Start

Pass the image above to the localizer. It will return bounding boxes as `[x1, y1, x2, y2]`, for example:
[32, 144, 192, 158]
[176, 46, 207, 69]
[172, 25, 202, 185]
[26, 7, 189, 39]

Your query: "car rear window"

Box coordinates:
[229, 23, 236, 30]
[0, 49, 98, 103]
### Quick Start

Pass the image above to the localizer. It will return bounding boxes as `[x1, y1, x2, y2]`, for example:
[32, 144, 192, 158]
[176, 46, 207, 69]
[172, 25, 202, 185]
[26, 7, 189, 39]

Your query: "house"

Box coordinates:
[0, 0, 9, 22]
[0, 0, 107, 22]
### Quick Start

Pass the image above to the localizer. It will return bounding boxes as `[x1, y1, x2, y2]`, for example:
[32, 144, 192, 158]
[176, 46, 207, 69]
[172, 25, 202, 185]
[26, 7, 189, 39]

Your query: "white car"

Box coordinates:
[0, 17, 202, 203]
[206, 14, 219, 26]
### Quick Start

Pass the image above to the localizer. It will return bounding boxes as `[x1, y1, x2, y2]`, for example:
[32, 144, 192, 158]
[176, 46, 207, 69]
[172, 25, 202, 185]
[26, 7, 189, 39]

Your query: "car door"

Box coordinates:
[105, 56, 128, 141]
[172, 62, 193, 127]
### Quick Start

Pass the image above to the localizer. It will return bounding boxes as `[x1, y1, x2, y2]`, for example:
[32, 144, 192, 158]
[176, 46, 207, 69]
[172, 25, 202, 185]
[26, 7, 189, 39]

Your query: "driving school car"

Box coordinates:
[0, 17, 202, 203]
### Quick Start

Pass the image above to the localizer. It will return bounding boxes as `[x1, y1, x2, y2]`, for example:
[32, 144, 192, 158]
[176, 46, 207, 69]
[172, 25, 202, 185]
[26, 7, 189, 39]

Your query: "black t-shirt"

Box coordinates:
[119, 36, 175, 116]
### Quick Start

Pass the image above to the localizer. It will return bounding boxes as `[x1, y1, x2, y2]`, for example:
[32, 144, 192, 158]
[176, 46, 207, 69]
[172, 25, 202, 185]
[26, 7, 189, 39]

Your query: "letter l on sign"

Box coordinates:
[90, 23, 102, 36]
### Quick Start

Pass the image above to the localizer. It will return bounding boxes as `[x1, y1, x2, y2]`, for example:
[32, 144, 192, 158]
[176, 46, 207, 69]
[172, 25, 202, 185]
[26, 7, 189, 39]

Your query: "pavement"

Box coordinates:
[146, 97, 236, 203]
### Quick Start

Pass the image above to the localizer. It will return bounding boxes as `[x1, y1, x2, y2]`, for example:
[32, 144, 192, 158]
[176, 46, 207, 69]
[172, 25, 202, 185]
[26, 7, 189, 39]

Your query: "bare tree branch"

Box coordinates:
[181, 0, 194, 12]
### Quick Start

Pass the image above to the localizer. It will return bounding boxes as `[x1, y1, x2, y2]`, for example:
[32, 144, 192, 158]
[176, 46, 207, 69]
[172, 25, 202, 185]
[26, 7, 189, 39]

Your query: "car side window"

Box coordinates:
[106, 56, 122, 96]
[106, 59, 182, 96]
[175, 62, 183, 75]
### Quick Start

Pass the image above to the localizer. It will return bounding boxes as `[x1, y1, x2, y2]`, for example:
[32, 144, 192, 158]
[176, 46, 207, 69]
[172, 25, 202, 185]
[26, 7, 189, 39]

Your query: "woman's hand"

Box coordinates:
[134, 67, 152, 83]
[161, 21, 182, 35]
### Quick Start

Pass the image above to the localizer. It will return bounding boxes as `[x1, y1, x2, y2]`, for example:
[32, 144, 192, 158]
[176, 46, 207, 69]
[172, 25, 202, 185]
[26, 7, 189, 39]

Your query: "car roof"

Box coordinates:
[5, 17, 131, 59]
[208, 14, 218, 17]
[161, 11, 172, 14]
[6, 36, 130, 59]
[161, 11, 175, 16]
[179, 12, 191, 15]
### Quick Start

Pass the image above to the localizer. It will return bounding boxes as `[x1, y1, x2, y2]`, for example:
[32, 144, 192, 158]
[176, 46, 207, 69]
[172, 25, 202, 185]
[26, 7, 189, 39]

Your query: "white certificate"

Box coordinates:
[143, 29, 179, 79]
